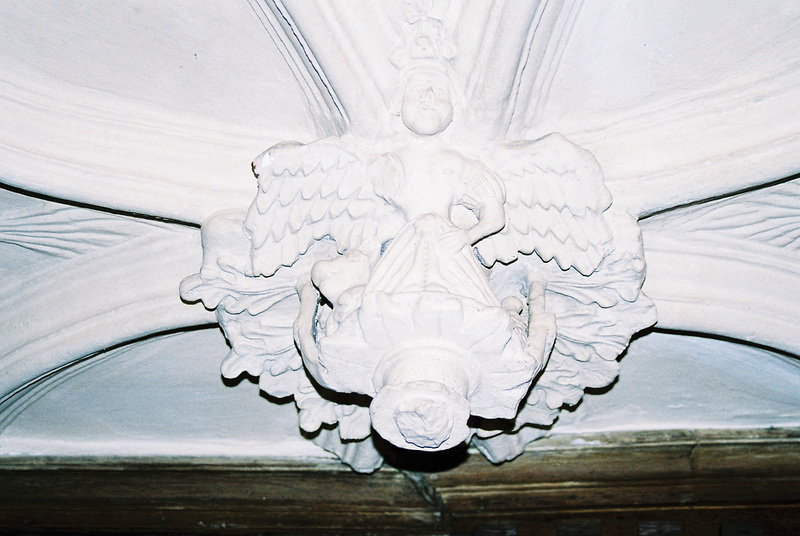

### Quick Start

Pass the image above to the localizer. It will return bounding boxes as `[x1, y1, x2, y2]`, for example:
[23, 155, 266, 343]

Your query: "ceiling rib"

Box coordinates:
[0, 228, 214, 398]
[644, 235, 800, 357]
[504, 0, 584, 139]
[247, 0, 348, 137]
[568, 61, 800, 218]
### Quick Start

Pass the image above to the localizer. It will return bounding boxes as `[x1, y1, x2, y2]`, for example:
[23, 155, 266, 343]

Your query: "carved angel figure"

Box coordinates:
[181, 64, 656, 472]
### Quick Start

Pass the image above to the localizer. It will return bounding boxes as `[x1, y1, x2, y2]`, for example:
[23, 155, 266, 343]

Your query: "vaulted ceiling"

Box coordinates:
[1, 0, 799, 465]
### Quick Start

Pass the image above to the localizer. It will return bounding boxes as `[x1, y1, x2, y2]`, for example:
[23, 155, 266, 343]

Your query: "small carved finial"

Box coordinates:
[390, 0, 457, 71]
[373, 380, 470, 450]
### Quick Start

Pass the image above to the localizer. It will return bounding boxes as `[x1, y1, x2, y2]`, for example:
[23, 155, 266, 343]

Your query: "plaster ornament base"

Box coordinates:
[181, 136, 655, 471]
[180, 4, 656, 472]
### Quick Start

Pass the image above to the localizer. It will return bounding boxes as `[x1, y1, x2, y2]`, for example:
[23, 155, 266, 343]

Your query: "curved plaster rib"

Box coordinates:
[4, 5, 796, 225]
[643, 235, 800, 357]
[0, 227, 215, 399]
[460, 0, 563, 139]
[279, 1, 579, 141]
[247, 0, 347, 137]
[569, 64, 800, 217]
[0, 66, 280, 224]
[278, 0, 398, 138]
[502, 0, 584, 139]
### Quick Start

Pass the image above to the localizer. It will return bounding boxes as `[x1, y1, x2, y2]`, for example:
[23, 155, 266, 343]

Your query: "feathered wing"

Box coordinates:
[477, 133, 614, 276]
[244, 139, 405, 277]
[183, 135, 408, 474]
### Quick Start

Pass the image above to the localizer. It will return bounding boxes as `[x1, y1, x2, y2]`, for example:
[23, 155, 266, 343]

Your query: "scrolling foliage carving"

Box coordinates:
[181, 3, 656, 472]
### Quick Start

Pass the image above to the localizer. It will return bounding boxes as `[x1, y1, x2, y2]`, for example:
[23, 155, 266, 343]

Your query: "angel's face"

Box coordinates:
[401, 70, 454, 136]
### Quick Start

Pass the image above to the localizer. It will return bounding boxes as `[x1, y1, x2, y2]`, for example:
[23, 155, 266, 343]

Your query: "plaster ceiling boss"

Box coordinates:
[181, 0, 656, 472]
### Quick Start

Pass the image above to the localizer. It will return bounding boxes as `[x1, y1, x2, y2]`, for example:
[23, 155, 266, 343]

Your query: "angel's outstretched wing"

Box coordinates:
[245, 139, 405, 277]
[477, 133, 614, 276]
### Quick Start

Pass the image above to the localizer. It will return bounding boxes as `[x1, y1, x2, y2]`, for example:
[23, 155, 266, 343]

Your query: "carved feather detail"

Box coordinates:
[478, 133, 614, 275]
[244, 140, 404, 277]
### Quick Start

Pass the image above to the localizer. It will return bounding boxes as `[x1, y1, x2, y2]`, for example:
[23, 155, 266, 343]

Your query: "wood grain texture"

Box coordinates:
[1, 429, 799, 535]
[0, 458, 442, 534]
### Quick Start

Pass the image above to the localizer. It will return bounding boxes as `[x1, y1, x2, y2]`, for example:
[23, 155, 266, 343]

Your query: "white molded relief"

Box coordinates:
[642, 179, 800, 356]
[181, 4, 656, 472]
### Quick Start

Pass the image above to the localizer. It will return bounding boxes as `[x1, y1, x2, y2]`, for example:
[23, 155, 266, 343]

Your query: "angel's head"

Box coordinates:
[400, 67, 454, 136]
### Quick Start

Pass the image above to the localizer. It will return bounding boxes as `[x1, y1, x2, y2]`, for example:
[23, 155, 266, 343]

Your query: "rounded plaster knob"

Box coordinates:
[371, 380, 470, 450]
[370, 342, 475, 451]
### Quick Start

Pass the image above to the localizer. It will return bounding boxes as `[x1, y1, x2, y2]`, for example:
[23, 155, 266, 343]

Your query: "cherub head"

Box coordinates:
[400, 68, 454, 136]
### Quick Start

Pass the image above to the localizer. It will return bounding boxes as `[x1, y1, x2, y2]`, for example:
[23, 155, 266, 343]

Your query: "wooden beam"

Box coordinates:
[0, 457, 443, 534]
[1, 429, 799, 534]
[430, 429, 800, 535]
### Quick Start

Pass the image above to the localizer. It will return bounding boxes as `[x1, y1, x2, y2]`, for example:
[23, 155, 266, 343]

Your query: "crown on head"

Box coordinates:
[391, 0, 457, 72]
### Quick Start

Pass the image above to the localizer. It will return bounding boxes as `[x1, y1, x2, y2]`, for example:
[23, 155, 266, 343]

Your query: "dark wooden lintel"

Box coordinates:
[1, 428, 799, 535]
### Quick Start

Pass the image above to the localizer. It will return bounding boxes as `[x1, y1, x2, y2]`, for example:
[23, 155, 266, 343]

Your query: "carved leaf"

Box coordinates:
[335, 404, 373, 441]
[484, 207, 657, 448]
[182, 211, 377, 459]
[311, 427, 383, 473]
[295, 376, 338, 432]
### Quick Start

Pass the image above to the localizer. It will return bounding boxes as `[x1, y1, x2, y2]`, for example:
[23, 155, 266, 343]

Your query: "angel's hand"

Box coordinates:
[463, 197, 506, 246]
[294, 275, 321, 373]
[311, 251, 371, 304]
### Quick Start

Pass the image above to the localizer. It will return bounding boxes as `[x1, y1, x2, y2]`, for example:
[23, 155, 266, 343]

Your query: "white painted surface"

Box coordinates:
[0, 1, 321, 223]
[0, 1, 317, 130]
[1, 329, 797, 458]
[0, 328, 329, 459]
[641, 178, 800, 355]
[0, 1, 798, 467]
[556, 332, 800, 434]
[527, 1, 800, 217]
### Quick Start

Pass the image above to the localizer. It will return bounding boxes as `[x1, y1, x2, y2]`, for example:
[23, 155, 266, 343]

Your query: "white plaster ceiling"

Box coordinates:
[2, 328, 798, 458]
[1, 0, 798, 461]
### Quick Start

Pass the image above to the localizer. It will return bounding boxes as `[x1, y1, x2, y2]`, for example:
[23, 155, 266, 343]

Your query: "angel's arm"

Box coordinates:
[462, 167, 507, 245]
[466, 196, 505, 245]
